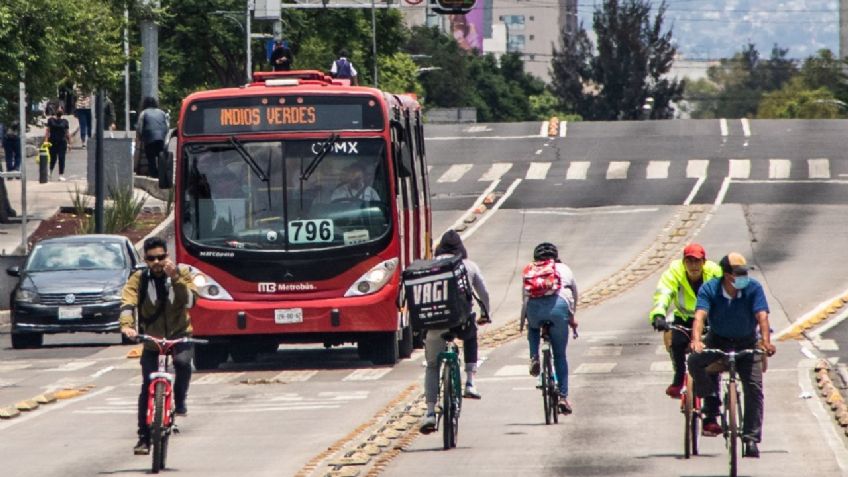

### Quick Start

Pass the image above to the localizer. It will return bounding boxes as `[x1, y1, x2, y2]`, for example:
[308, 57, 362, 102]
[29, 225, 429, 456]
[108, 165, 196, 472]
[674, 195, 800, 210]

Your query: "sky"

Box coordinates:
[576, 0, 840, 59]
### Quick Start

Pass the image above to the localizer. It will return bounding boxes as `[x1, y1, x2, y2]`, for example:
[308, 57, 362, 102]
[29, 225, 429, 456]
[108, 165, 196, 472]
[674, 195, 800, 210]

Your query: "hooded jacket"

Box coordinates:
[120, 265, 197, 350]
[650, 259, 722, 324]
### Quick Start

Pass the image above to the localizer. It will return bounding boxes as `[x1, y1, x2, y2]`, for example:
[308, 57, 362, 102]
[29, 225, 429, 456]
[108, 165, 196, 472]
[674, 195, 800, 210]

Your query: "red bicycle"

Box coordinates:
[138, 335, 208, 474]
[668, 324, 702, 458]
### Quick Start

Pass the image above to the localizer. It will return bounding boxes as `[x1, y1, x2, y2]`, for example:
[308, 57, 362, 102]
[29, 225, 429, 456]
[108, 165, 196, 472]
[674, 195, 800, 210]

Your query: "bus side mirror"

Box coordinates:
[158, 151, 173, 189]
[390, 120, 413, 179]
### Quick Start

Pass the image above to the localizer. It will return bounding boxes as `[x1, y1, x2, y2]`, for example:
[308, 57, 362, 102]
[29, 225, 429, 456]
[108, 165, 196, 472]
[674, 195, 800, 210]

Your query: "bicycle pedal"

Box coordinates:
[172, 425, 180, 434]
[535, 384, 544, 390]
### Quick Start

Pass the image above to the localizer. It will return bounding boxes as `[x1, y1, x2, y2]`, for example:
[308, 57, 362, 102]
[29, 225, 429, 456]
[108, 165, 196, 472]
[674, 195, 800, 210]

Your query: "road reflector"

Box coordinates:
[15, 400, 39, 411]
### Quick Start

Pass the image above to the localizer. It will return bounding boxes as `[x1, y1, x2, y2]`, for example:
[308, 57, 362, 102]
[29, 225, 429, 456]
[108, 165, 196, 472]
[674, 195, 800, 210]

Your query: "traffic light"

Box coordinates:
[431, 0, 476, 15]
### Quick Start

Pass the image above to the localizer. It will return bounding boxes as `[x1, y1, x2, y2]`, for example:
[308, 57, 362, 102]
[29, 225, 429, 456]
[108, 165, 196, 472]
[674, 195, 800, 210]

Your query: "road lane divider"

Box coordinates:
[775, 287, 848, 342]
[0, 384, 98, 421]
[0, 385, 112, 429]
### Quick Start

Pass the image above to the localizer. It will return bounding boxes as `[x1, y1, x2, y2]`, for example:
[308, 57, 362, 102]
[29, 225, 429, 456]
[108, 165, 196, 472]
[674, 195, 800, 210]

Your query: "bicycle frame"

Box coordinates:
[668, 324, 703, 458]
[540, 323, 558, 425]
[437, 334, 462, 450]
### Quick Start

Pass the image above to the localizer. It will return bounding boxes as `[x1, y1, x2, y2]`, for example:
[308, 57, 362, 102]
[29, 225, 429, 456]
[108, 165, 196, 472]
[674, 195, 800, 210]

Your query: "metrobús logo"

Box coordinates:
[199, 250, 235, 258]
[258, 282, 317, 293]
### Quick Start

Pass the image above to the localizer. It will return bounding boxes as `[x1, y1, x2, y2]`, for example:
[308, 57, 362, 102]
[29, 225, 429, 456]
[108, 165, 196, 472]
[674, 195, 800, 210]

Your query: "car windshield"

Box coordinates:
[181, 138, 391, 251]
[26, 242, 127, 271]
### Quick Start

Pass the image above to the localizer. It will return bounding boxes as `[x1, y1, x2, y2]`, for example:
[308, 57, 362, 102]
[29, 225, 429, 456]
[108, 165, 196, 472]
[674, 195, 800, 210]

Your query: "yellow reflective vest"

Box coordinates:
[649, 259, 722, 324]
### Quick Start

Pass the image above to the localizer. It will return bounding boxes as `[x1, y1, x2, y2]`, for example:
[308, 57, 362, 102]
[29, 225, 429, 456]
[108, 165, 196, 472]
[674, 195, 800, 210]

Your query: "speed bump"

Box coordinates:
[0, 407, 21, 419]
[15, 399, 39, 411]
[34, 393, 57, 404]
[126, 345, 143, 358]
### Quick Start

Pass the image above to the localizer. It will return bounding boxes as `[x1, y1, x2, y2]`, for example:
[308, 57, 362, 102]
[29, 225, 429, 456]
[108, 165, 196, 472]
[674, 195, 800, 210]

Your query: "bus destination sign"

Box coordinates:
[183, 96, 384, 135]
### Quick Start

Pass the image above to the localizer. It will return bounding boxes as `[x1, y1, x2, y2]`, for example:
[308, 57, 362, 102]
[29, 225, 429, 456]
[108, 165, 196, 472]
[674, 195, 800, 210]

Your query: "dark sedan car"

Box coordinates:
[7, 235, 143, 349]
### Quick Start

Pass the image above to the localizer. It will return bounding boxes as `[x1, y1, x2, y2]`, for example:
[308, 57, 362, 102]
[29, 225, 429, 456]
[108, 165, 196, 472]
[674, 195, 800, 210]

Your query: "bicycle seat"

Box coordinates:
[440, 331, 457, 342]
[705, 359, 729, 375]
[539, 320, 555, 327]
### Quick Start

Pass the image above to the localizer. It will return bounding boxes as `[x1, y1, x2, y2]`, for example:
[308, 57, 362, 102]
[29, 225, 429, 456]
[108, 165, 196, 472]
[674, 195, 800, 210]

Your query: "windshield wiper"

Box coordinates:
[300, 133, 338, 181]
[228, 137, 268, 182]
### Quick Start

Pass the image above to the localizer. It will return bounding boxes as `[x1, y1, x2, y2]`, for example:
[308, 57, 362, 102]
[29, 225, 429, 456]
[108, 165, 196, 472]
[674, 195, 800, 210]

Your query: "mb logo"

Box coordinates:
[412, 280, 449, 305]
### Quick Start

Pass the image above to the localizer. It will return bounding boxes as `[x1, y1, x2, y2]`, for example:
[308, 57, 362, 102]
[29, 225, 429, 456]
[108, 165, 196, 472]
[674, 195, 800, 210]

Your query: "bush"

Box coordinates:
[69, 185, 147, 234]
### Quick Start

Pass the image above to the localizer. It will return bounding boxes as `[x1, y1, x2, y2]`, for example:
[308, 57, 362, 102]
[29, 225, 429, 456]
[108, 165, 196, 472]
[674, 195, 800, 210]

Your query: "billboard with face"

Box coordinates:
[450, 5, 484, 52]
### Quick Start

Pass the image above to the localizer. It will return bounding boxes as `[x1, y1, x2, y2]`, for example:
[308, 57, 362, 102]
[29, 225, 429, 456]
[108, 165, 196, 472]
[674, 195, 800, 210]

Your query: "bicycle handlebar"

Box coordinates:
[137, 334, 209, 347]
[699, 348, 763, 359]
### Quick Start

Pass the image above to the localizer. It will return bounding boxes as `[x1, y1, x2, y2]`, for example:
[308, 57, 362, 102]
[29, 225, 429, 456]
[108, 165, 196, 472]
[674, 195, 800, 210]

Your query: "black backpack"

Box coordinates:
[402, 255, 475, 330]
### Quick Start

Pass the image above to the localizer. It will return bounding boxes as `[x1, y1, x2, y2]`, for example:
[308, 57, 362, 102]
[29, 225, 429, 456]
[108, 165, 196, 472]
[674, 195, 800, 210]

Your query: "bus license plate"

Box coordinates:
[274, 308, 303, 324]
[58, 306, 83, 320]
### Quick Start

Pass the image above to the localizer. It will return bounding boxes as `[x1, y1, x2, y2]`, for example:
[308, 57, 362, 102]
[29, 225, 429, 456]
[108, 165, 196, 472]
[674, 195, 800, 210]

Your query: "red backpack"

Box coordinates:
[522, 259, 562, 298]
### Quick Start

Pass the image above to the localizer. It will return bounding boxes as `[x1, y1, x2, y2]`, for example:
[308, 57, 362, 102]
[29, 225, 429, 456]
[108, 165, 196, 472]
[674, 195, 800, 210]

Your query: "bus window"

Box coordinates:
[182, 139, 391, 251]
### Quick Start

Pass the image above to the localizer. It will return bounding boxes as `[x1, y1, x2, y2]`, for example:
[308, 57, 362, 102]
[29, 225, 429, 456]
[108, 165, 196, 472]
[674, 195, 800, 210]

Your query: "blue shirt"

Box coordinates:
[696, 277, 769, 339]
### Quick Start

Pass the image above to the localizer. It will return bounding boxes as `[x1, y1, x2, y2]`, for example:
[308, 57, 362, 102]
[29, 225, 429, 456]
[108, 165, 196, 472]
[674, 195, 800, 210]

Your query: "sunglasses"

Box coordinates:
[145, 253, 168, 262]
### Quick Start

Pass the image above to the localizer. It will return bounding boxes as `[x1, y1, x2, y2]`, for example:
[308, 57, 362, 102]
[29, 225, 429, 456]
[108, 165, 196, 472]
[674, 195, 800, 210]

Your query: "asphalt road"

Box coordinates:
[2, 119, 848, 476]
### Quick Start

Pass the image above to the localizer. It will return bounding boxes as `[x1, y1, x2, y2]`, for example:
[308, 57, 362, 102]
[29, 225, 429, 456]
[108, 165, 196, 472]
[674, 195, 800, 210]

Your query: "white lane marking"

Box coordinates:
[0, 362, 32, 372]
[427, 165, 432, 173]
[683, 176, 706, 206]
[445, 179, 501, 236]
[560, 121, 567, 137]
[524, 208, 658, 217]
[686, 160, 709, 178]
[776, 286, 848, 340]
[90, 366, 115, 379]
[44, 361, 97, 372]
[574, 363, 617, 374]
[651, 361, 674, 372]
[736, 179, 848, 184]
[539, 121, 549, 137]
[606, 161, 630, 180]
[808, 158, 831, 179]
[535, 149, 543, 155]
[719, 118, 728, 136]
[525, 162, 551, 180]
[656, 345, 668, 355]
[769, 159, 791, 179]
[798, 362, 848, 472]
[437, 164, 473, 183]
[194, 372, 246, 385]
[460, 178, 521, 241]
[808, 308, 848, 339]
[0, 386, 115, 430]
[464, 125, 491, 133]
[478, 162, 512, 182]
[272, 370, 318, 382]
[427, 135, 550, 141]
[729, 159, 750, 178]
[566, 161, 590, 180]
[343, 368, 392, 381]
[494, 365, 528, 377]
[646, 161, 670, 179]
[740, 118, 751, 137]
[714, 176, 732, 208]
[586, 346, 623, 357]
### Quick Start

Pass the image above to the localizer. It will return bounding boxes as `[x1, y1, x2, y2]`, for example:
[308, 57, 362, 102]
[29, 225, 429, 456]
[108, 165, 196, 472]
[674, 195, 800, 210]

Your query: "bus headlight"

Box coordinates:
[187, 266, 233, 300]
[344, 258, 398, 297]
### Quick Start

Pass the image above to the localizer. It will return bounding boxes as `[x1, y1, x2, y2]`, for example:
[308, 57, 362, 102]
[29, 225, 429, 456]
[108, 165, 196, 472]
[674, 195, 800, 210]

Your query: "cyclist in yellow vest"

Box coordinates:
[649, 243, 722, 398]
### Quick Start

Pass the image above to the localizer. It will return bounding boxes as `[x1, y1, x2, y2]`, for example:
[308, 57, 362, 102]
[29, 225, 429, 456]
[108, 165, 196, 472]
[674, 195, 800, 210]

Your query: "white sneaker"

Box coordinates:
[58, 175, 66, 182]
[419, 413, 437, 434]
[463, 384, 482, 399]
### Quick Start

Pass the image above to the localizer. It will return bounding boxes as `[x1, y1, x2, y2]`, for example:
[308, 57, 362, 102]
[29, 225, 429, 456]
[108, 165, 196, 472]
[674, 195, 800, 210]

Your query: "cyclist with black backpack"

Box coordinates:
[120, 237, 198, 456]
[418, 230, 491, 434]
[330, 49, 359, 85]
[521, 242, 578, 414]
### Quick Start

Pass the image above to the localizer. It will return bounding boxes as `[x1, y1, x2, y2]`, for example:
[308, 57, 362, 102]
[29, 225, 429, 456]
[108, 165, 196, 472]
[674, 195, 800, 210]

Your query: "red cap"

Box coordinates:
[683, 243, 706, 259]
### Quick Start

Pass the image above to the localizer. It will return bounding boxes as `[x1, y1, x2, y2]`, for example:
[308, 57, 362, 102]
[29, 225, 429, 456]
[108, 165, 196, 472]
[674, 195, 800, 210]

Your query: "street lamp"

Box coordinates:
[212, 1, 255, 83]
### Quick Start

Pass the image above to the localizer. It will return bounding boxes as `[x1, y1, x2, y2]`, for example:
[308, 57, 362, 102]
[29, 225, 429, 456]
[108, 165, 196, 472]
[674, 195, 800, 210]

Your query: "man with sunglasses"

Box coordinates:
[688, 252, 776, 459]
[120, 237, 197, 455]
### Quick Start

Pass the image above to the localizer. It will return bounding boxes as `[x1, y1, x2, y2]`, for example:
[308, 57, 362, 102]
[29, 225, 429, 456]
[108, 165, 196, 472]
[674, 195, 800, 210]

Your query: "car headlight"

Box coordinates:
[187, 265, 233, 300]
[102, 286, 122, 301]
[344, 258, 398, 297]
[15, 288, 39, 304]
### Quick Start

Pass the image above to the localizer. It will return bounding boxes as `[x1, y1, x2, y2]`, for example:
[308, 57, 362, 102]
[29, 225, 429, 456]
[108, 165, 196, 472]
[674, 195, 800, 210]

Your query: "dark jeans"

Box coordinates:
[137, 344, 193, 438]
[687, 334, 763, 442]
[48, 141, 67, 175]
[2, 136, 21, 171]
[75, 109, 92, 143]
[144, 140, 164, 178]
[668, 317, 692, 387]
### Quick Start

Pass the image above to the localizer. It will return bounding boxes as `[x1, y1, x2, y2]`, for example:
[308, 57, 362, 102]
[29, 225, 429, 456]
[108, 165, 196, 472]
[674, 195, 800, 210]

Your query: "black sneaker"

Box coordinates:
[743, 440, 760, 458]
[133, 438, 150, 455]
[175, 404, 188, 416]
[529, 357, 540, 377]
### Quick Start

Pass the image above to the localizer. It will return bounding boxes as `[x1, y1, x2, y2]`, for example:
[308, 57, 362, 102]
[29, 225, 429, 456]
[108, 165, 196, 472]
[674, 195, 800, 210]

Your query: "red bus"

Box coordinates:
[168, 70, 432, 369]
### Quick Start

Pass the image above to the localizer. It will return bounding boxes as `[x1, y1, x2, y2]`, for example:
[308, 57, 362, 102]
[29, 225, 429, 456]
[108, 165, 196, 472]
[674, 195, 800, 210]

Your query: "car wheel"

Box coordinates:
[11, 333, 43, 349]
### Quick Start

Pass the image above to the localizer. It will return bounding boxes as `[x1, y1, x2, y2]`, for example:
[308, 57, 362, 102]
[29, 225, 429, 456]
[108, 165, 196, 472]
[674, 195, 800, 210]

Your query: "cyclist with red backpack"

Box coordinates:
[521, 242, 578, 414]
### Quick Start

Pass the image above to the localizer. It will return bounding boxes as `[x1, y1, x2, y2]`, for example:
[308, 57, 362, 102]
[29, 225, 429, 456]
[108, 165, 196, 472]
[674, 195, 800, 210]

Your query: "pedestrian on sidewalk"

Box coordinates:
[135, 97, 169, 178]
[2, 120, 21, 173]
[74, 86, 93, 148]
[44, 106, 71, 181]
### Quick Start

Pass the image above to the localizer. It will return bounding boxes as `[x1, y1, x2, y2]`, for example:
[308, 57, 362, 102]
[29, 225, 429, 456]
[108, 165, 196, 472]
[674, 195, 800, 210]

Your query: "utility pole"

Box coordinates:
[94, 91, 105, 233]
[124, 3, 131, 131]
[246, 0, 254, 82]
[371, 0, 378, 87]
[18, 81, 27, 251]
[841, 0, 848, 63]
[140, 0, 160, 101]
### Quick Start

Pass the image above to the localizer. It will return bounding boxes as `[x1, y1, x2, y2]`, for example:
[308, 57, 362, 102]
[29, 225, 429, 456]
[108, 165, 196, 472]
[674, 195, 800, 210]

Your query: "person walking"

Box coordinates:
[330, 49, 359, 86]
[521, 242, 579, 414]
[2, 120, 22, 174]
[135, 97, 169, 178]
[73, 86, 93, 148]
[688, 252, 776, 458]
[419, 230, 491, 434]
[120, 237, 198, 455]
[44, 106, 71, 181]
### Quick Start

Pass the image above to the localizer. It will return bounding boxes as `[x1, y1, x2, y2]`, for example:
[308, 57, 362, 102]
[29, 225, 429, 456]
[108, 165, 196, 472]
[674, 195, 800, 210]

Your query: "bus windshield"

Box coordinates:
[181, 138, 390, 251]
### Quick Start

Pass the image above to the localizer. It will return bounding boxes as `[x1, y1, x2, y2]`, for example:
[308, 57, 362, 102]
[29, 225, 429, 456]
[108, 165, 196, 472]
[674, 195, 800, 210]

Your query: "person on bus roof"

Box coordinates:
[330, 49, 359, 86]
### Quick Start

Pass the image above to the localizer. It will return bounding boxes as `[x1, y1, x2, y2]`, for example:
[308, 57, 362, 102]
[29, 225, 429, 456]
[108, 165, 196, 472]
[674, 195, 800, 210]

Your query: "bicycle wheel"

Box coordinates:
[541, 349, 551, 425]
[151, 382, 166, 474]
[450, 362, 461, 448]
[728, 383, 739, 477]
[683, 385, 692, 459]
[442, 363, 454, 450]
[546, 352, 559, 424]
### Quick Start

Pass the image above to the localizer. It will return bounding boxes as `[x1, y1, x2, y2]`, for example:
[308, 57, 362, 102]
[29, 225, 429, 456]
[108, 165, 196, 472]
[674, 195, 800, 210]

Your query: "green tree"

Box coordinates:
[377, 52, 423, 97]
[466, 53, 533, 122]
[799, 49, 848, 100]
[550, 25, 593, 116]
[758, 77, 842, 119]
[406, 26, 472, 108]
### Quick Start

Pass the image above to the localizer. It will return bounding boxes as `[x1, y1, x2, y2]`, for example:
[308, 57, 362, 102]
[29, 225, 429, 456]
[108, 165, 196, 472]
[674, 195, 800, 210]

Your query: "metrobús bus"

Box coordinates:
[169, 70, 432, 369]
